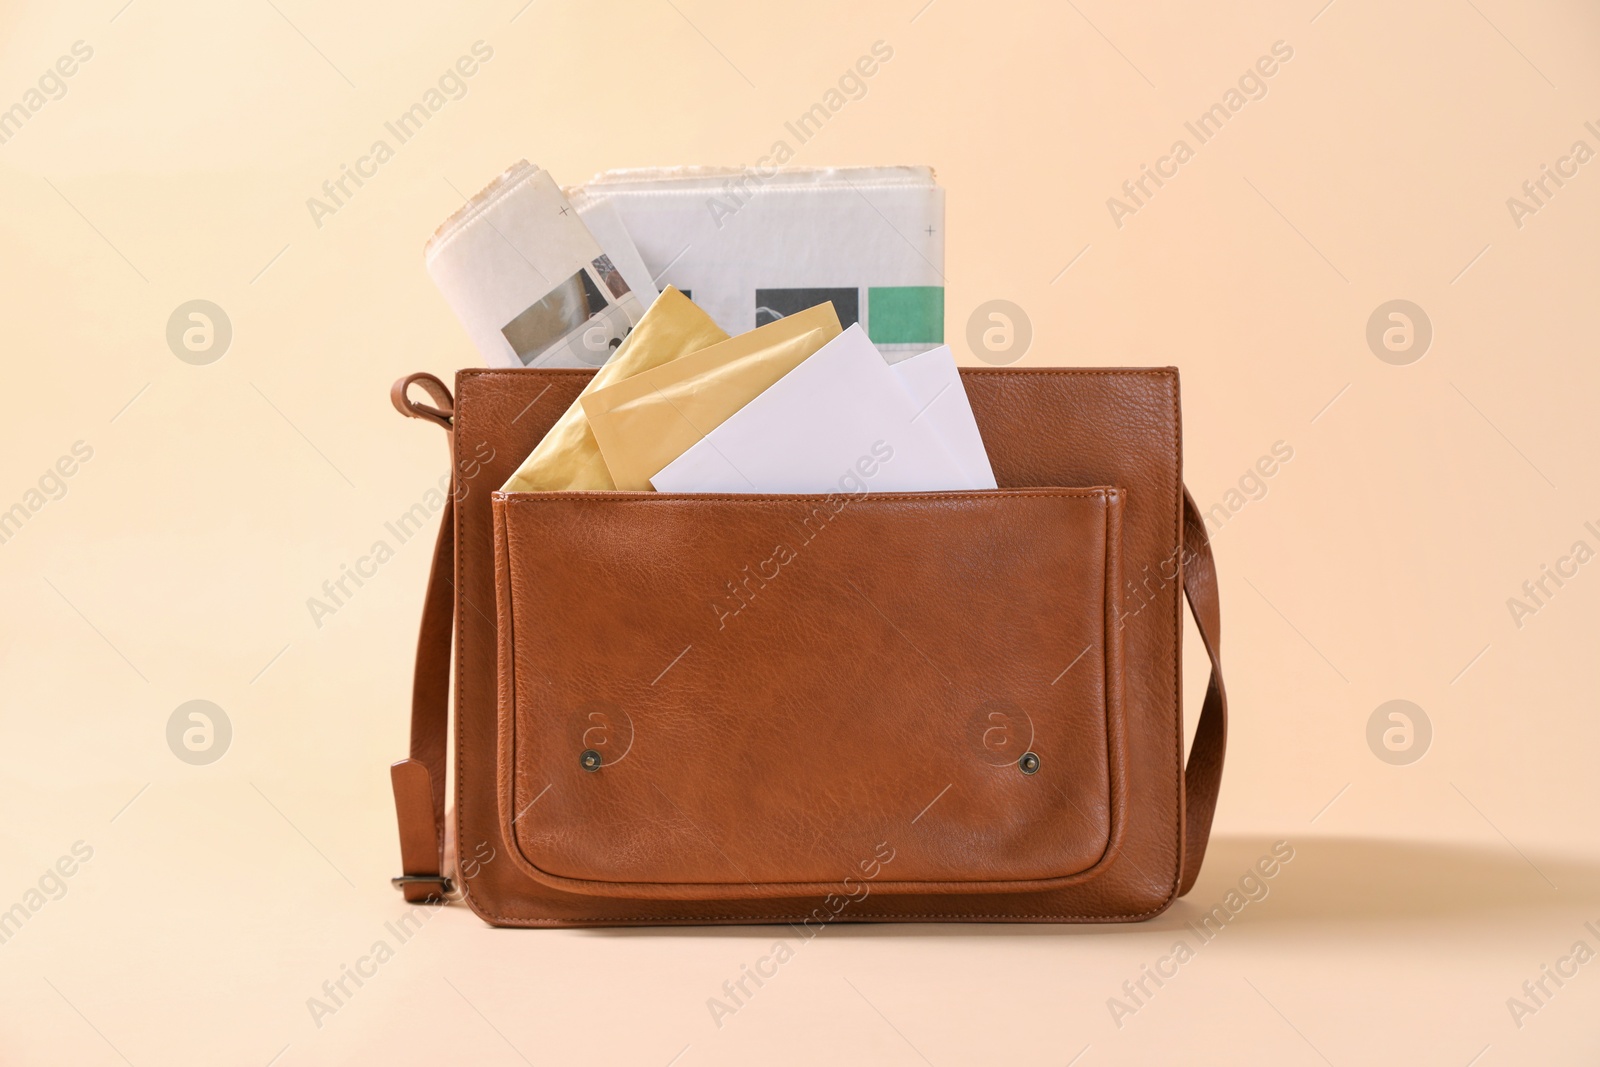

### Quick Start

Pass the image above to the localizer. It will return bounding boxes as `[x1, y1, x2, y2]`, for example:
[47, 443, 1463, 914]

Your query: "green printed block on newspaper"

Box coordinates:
[867, 286, 944, 345]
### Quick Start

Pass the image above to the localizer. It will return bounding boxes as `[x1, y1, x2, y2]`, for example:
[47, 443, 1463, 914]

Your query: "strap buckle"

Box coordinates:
[391, 874, 454, 894]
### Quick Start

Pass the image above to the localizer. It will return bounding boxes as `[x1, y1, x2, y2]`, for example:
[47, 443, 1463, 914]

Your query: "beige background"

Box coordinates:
[2, 0, 1598, 1062]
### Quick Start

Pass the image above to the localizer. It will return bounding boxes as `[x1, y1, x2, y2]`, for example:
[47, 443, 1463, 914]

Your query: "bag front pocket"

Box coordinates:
[492, 487, 1126, 899]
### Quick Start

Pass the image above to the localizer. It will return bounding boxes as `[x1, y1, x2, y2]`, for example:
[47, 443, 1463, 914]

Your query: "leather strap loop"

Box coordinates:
[391, 372, 455, 432]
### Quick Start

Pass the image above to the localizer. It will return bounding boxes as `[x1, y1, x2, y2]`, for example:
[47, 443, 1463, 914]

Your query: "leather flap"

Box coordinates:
[491, 488, 1126, 900]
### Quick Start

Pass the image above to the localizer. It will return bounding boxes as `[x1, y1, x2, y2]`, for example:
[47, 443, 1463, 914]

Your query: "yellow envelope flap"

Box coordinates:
[581, 302, 844, 491]
[500, 287, 729, 493]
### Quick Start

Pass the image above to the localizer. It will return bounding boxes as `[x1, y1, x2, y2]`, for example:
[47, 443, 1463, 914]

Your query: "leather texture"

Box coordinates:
[390, 366, 1229, 924]
[493, 488, 1125, 897]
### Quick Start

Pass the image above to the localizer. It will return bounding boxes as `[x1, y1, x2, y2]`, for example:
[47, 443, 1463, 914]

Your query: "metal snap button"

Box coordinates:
[580, 749, 602, 772]
[1018, 752, 1040, 775]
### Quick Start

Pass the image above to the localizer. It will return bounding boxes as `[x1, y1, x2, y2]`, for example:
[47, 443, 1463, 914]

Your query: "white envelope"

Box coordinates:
[890, 345, 998, 490]
[650, 325, 985, 495]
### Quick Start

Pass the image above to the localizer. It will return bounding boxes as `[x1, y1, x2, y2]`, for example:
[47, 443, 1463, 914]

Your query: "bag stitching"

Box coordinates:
[492, 490, 1124, 899]
[498, 489, 1119, 504]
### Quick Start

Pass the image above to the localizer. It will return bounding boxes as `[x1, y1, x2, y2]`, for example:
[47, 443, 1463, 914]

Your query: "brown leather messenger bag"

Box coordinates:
[388, 365, 1226, 926]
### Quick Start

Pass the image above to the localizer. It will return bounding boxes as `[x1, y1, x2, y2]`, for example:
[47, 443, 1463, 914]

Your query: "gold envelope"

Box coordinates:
[580, 302, 844, 491]
[500, 287, 729, 492]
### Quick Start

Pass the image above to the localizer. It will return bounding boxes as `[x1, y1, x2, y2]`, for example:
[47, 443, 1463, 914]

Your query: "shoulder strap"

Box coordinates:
[1179, 486, 1228, 896]
[384, 374, 1228, 902]
[389, 373, 459, 903]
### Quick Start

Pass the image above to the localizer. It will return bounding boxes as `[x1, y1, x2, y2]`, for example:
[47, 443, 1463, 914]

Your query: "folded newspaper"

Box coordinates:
[424, 162, 946, 368]
[424, 161, 658, 369]
[569, 165, 945, 363]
